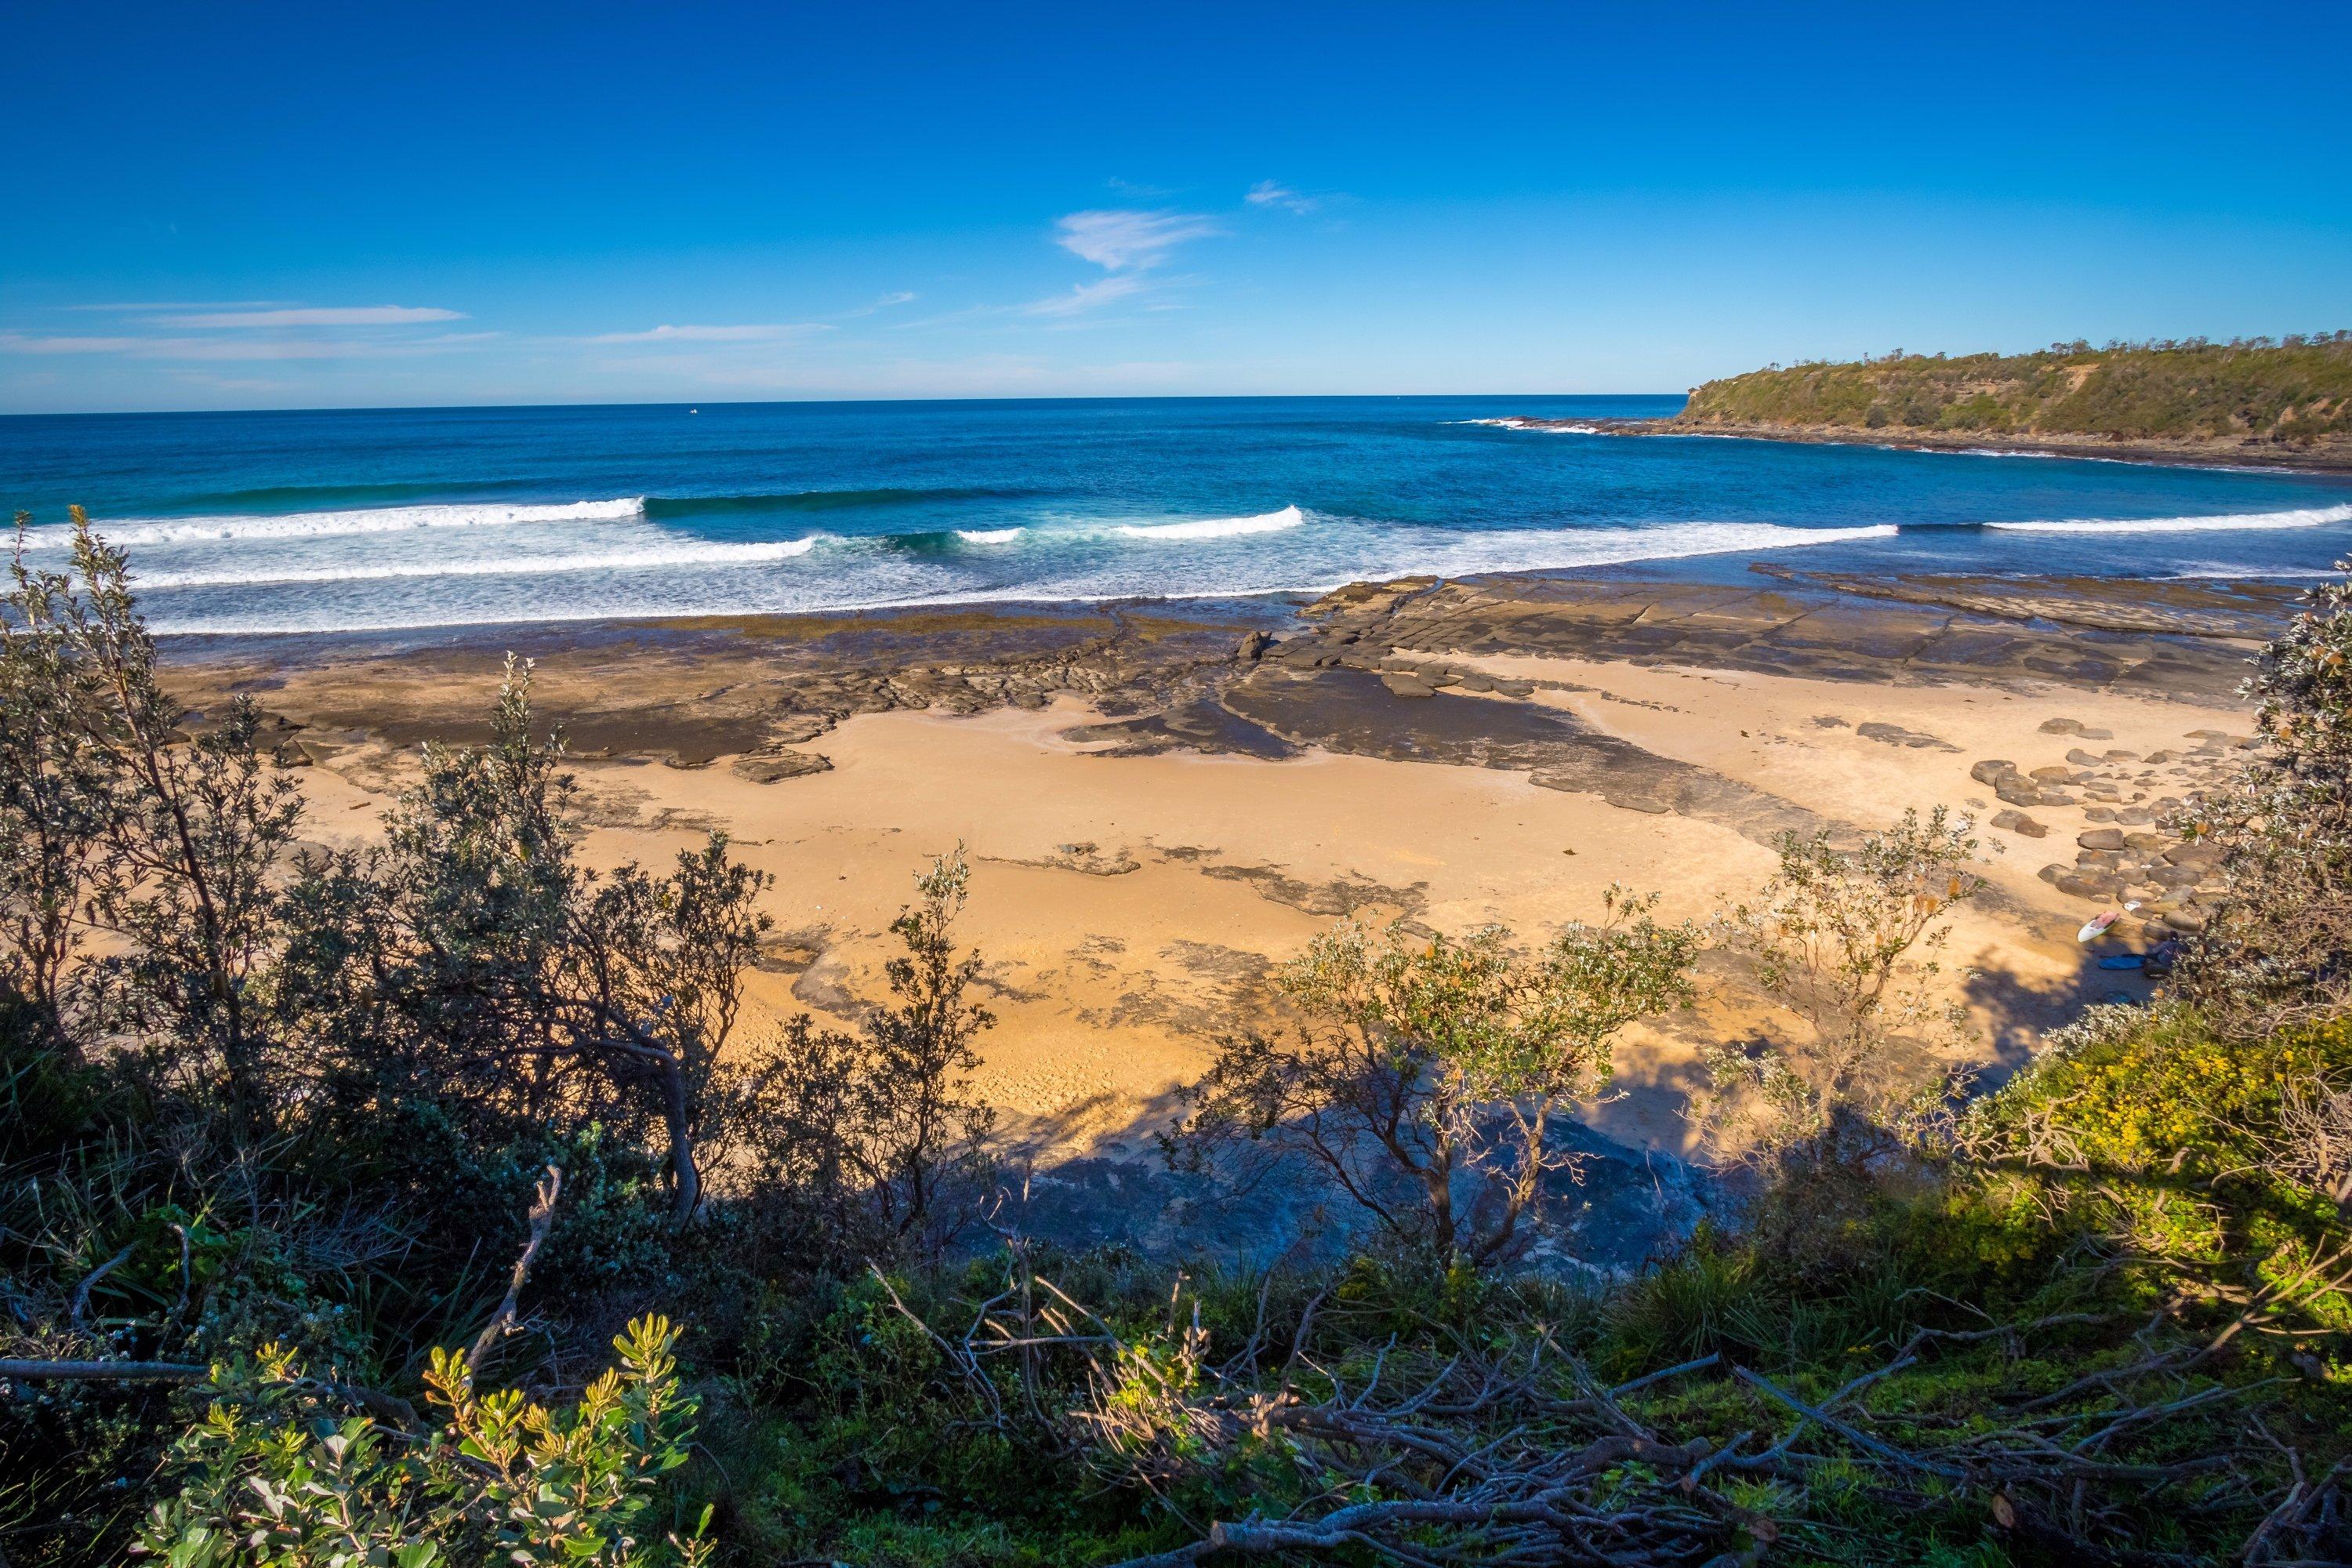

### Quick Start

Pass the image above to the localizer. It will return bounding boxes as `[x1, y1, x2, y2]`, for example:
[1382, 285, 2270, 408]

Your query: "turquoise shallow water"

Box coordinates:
[4, 395, 2350, 634]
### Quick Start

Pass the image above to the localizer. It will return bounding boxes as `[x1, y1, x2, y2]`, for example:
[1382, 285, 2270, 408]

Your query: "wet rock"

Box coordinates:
[1235, 630, 1271, 662]
[1381, 673, 1437, 699]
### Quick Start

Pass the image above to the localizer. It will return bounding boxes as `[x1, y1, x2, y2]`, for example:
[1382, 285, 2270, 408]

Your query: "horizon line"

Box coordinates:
[0, 390, 1690, 421]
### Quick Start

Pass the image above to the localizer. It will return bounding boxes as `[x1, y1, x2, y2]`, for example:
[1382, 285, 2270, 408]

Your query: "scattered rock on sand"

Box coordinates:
[2041, 717, 2115, 739]
[2078, 828, 2128, 851]
[733, 750, 832, 783]
[1991, 809, 2049, 838]
[1857, 720, 1959, 752]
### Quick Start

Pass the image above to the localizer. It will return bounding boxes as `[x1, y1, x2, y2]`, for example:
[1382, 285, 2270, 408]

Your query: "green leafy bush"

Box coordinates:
[138, 1316, 705, 1568]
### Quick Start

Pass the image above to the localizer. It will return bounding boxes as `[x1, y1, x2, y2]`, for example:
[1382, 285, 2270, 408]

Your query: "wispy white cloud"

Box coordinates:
[67, 299, 298, 312]
[826, 291, 919, 321]
[584, 322, 826, 343]
[149, 305, 468, 328]
[1245, 180, 1320, 215]
[0, 330, 496, 360]
[1021, 274, 1155, 318]
[0, 334, 149, 354]
[1053, 209, 1220, 272]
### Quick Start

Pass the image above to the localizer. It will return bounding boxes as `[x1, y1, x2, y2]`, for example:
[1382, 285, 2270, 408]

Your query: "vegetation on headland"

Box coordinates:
[5, 503, 2352, 1566]
[1679, 333, 2352, 446]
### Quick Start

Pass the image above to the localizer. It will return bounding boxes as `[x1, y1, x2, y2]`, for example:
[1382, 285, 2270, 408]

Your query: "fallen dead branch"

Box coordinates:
[875, 1243, 2316, 1568]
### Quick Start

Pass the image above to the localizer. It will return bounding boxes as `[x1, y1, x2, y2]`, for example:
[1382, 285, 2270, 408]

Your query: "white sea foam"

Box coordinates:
[140, 519, 1902, 635]
[1985, 503, 2352, 535]
[1457, 418, 1599, 434]
[1116, 504, 1304, 540]
[135, 535, 819, 590]
[1399, 521, 1900, 578]
[31, 497, 648, 548]
[954, 527, 1023, 544]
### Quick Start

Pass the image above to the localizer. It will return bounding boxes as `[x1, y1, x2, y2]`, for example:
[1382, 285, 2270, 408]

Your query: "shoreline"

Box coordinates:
[144, 562, 2296, 1256]
[162, 564, 2285, 1154]
[1491, 416, 2352, 472]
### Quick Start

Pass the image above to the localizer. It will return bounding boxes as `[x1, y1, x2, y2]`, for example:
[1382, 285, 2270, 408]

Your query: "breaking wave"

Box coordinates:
[37, 498, 648, 548]
[134, 535, 820, 590]
[1462, 417, 1601, 434]
[1117, 505, 1305, 540]
[1985, 504, 2352, 535]
[644, 487, 1029, 519]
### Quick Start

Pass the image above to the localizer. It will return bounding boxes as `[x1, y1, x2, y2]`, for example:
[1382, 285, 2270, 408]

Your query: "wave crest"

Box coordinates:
[33, 497, 648, 548]
[1986, 504, 2352, 535]
[1117, 504, 1304, 541]
[135, 535, 820, 590]
[644, 487, 1028, 520]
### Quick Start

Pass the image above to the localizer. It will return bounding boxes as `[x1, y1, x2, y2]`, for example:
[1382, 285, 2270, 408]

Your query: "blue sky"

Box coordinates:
[4, 1, 2347, 412]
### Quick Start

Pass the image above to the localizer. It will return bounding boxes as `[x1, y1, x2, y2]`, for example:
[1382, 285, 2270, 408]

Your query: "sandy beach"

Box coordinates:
[161, 568, 2275, 1196]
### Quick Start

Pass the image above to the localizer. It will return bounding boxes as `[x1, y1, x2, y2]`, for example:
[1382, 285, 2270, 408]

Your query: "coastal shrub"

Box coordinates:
[1693, 808, 1983, 1274]
[13, 514, 2352, 1566]
[2180, 555, 2352, 1033]
[1958, 1002, 2352, 1343]
[137, 1315, 706, 1568]
[5, 507, 300, 1136]
[1166, 886, 1699, 1266]
[717, 847, 999, 1262]
[270, 656, 771, 1222]
[1722, 806, 1984, 1097]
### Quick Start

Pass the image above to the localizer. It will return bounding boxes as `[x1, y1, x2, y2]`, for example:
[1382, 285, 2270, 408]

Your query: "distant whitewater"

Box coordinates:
[5, 396, 2348, 635]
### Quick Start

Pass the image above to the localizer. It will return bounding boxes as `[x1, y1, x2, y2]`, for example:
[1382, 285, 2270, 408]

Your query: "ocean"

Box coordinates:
[5, 395, 2351, 637]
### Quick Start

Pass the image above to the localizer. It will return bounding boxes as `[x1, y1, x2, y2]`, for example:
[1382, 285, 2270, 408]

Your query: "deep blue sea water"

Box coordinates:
[4, 396, 2350, 636]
